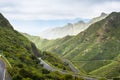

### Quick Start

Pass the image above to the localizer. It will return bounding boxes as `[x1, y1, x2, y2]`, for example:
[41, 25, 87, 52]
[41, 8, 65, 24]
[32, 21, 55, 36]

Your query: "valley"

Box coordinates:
[23, 12, 120, 79]
[0, 13, 84, 80]
[0, 9, 120, 80]
[0, 0, 120, 79]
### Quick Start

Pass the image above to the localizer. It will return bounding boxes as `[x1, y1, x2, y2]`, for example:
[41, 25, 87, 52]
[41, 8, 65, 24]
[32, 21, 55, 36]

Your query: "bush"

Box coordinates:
[113, 77, 120, 80]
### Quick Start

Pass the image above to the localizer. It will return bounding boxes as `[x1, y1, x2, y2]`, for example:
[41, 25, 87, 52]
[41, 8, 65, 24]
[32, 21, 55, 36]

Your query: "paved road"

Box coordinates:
[38, 58, 55, 71]
[38, 57, 68, 74]
[63, 59, 79, 73]
[38, 57, 96, 80]
[63, 59, 96, 80]
[0, 59, 6, 80]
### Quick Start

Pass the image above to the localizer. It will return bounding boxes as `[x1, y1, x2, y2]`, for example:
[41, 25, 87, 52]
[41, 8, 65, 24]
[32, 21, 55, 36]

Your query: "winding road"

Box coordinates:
[38, 57, 69, 74]
[38, 57, 96, 80]
[39, 58, 55, 71]
[0, 59, 6, 80]
[63, 59, 79, 73]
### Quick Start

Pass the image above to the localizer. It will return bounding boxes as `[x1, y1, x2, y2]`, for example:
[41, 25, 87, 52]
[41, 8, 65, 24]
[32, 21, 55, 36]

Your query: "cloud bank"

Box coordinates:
[0, 0, 120, 20]
[0, 0, 120, 35]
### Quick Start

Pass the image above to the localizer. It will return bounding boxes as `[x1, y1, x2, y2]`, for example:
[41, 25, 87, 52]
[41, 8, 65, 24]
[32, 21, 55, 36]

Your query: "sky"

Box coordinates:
[0, 0, 120, 35]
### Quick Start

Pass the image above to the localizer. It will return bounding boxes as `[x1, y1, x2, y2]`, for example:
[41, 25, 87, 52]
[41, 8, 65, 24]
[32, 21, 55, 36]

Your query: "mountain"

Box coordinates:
[0, 13, 78, 80]
[39, 13, 107, 39]
[25, 12, 120, 79]
[22, 33, 73, 52]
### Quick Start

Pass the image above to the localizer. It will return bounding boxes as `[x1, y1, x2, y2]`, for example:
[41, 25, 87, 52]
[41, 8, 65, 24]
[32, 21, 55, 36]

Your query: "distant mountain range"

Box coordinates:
[39, 13, 107, 39]
[24, 12, 120, 79]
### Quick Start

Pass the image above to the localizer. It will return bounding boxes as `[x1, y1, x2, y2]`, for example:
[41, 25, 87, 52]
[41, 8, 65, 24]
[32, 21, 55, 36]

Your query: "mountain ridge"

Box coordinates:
[25, 12, 120, 78]
[0, 13, 78, 80]
[39, 13, 108, 39]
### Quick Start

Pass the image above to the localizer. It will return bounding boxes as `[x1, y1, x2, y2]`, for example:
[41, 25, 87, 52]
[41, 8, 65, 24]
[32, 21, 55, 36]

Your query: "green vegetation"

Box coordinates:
[41, 51, 71, 71]
[22, 33, 72, 55]
[24, 12, 120, 79]
[0, 13, 83, 80]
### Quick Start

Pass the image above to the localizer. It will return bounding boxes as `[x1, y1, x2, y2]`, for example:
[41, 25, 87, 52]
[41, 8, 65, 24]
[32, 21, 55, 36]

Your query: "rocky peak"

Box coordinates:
[100, 12, 107, 17]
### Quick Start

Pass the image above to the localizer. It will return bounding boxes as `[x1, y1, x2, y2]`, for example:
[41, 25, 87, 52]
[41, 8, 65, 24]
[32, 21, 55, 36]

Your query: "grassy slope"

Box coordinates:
[25, 12, 120, 78]
[22, 33, 73, 71]
[22, 12, 120, 78]
[59, 12, 120, 78]
[23, 33, 73, 54]
[41, 51, 72, 71]
[0, 13, 80, 80]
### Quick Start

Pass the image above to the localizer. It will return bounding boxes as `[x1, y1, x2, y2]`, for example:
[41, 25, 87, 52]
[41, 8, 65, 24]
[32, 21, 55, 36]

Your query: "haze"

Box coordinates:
[0, 0, 120, 35]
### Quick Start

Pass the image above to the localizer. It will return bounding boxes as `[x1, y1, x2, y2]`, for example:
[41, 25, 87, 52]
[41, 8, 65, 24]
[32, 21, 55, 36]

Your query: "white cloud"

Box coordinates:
[0, 0, 120, 21]
[0, 0, 120, 35]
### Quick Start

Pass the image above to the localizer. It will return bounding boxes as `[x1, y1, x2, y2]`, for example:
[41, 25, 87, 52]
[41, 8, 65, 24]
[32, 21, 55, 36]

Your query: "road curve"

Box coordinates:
[63, 59, 79, 73]
[38, 58, 55, 71]
[38, 57, 96, 80]
[38, 58, 71, 75]
[0, 59, 6, 80]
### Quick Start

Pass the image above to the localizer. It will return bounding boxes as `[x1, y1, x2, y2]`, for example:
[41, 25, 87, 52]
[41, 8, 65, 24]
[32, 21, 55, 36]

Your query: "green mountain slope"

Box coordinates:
[22, 33, 73, 55]
[22, 33, 73, 71]
[54, 12, 120, 78]
[25, 12, 120, 78]
[0, 13, 78, 80]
